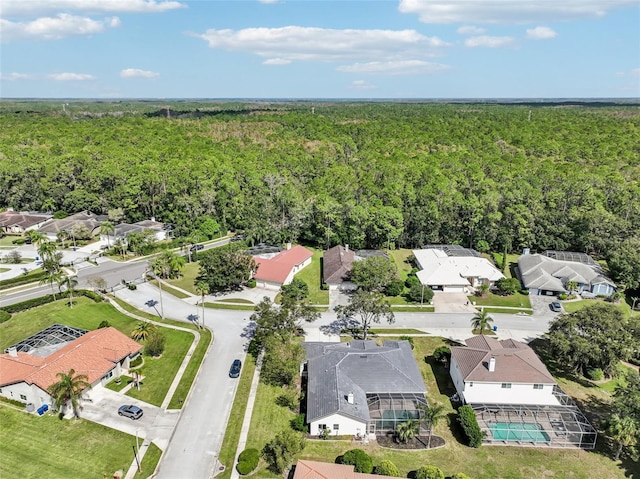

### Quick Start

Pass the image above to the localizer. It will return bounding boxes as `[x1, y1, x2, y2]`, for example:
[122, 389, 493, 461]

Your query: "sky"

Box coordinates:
[1, 0, 639, 99]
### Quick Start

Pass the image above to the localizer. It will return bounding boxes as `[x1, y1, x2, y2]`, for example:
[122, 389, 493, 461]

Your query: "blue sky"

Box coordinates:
[1, 0, 639, 98]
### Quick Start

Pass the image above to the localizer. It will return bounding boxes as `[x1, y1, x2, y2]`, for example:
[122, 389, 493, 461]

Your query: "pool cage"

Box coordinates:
[471, 388, 597, 449]
[5, 324, 88, 355]
[367, 393, 428, 434]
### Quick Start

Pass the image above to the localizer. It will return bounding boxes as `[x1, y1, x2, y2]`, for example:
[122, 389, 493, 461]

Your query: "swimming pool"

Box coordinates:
[489, 422, 551, 442]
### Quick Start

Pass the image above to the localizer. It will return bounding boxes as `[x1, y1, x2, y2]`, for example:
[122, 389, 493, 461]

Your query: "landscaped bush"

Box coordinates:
[405, 274, 420, 289]
[2, 250, 22, 264]
[129, 356, 143, 368]
[558, 293, 568, 300]
[457, 405, 483, 448]
[1, 293, 58, 313]
[495, 278, 520, 295]
[374, 460, 400, 477]
[79, 289, 103, 302]
[415, 465, 445, 479]
[236, 448, 260, 475]
[98, 320, 111, 329]
[128, 283, 137, 290]
[145, 331, 166, 357]
[0, 310, 11, 324]
[587, 367, 604, 381]
[0, 270, 48, 289]
[451, 472, 471, 479]
[340, 449, 373, 474]
[385, 279, 405, 297]
[11, 237, 26, 245]
[433, 346, 451, 363]
[247, 279, 256, 288]
[399, 335, 414, 348]
[520, 289, 530, 295]
[290, 413, 306, 432]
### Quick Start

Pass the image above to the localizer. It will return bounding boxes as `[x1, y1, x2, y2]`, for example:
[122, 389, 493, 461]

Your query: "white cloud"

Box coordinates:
[258, 0, 279, 3]
[398, 0, 636, 24]
[526, 26, 558, 39]
[47, 72, 96, 80]
[1, 0, 185, 17]
[0, 72, 36, 81]
[337, 60, 449, 76]
[1, 14, 119, 41]
[262, 58, 291, 65]
[349, 80, 376, 90]
[120, 68, 160, 78]
[457, 25, 486, 35]
[196, 26, 449, 63]
[630, 68, 640, 77]
[464, 35, 515, 48]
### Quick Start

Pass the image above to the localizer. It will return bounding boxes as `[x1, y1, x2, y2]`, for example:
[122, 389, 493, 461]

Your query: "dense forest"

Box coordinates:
[1, 101, 639, 258]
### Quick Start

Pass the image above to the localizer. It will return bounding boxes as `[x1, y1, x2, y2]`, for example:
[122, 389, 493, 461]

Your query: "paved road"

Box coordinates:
[114, 283, 252, 479]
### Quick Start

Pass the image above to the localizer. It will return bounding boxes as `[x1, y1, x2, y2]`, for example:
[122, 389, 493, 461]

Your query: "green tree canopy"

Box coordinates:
[261, 429, 306, 474]
[197, 245, 257, 293]
[350, 256, 398, 292]
[607, 238, 640, 290]
[337, 290, 394, 340]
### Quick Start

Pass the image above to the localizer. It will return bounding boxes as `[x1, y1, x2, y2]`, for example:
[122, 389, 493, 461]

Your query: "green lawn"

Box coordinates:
[134, 442, 162, 479]
[217, 298, 254, 304]
[0, 404, 159, 479]
[389, 305, 435, 312]
[105, 375, 133, 392]
[150, 280, 190, 299]
[0, 267, 9, 273]
[204, 302, 256, 311]
[388, 249, 414, 281]
[294, 248, 328, 304]
[0, 297, 195, 407]
[562, 298, 633, 317]
[477, 307, 532, 315]
[168, 327, 212, 409]
[468, 292, 532, 309]
[166, 261, 200, 294]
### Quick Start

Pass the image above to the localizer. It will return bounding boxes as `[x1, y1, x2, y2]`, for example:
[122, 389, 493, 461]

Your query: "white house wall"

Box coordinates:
[0, 382, 51, 406]
[463, 382, 559, 405]
[310, 413, 367, 436]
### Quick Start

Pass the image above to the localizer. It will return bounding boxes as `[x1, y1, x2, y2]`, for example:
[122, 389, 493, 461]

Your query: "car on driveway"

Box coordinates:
[190, 244, 204, 252]
[118, 404, 143, 420]
[229, 359, 242, 378]
[550, 301, 562, 313]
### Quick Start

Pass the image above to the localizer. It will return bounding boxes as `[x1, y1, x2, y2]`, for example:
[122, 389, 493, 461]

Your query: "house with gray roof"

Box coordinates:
[303, 340, 427, 437]
[0, 211, 51, 235]
[518, 253, 615, 297]
[37, 211, 108, 241]
[322, 245, 357, 291]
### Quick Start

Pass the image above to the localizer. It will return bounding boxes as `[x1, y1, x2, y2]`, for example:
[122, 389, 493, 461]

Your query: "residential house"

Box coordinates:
[322, 245, 357, 291]
[253, 245, 313, 290]
[518, 253, 615, 297]
[0, 211, 51, 235]
[293, 460, 397, 479]
[0, 327, 142, 407]
[303, 340, 427, 437]
[106, 218, 169, 244]
[413, 247, 504, 293]
[37, 211, 108, 242]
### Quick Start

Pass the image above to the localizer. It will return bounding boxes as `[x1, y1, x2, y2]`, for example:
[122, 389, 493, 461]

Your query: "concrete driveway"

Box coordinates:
[78, 386, 180, 451]
[529, 294, 562, 316]
[209, 286, 277, 305]
[432, 292, 476, 313]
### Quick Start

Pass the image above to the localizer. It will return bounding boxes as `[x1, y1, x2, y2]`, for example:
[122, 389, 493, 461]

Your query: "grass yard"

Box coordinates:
[388, 249, 414, 281]
[294, 247, 328, 305]
[151, 280, 190, 299]
[105, 375, 133, 392]
[166, 261, 200, 294]
[390, 305, 435, 312]
[468, 292, 532, 309]
[167, 327, 212, 409]
[477, 307, 532, 315]
[0, 267, 9, 273]
[204, 302, 256, 311]
[134, 442, 162, 479]
[562, 298, 634, 318]
[0, 404, 159, 479]
[0, 297, 195, 407]
[217, 298, 254, 304]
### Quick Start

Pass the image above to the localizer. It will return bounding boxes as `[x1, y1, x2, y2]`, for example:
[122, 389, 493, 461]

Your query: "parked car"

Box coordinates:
[550, 301, 562, 312]
[118, 404, 143, 420]
[230, 234, 245, 242]
[229, 359, 242, 378]
[190, 244, 204, 252]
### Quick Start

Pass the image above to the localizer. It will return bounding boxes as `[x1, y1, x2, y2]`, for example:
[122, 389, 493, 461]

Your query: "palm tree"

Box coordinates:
[56, 230, 69, 249]
[100, 221, 114, 247]
[58, 275, 78, 308]
[37, 240, 58, 262]
[195, 280, 209, 328]
[631, 296, 639, 311]
[150, 257, 167, 319]
[395, 419, 420, 444]
[471, 308, 494, 335]
[420, 403, 448, 448]
[27, 230, 46, 247]
[131, 366, 144, 391]
[608, 414, 638, 460]
[40, 270, 63, 299]
[48, 369, 90, 419]
[131, 321, 156, 341]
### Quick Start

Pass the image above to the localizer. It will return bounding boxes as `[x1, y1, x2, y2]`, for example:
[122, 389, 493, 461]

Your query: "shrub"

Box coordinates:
[451, 473, 471, 479]
[290, 413, 306, 432]
[385, 279, 405, 297]
[495, 278, 520, 295]
[276, 387, 300, 411]
[587, 367, 604, 381]
[405, 275, 420, 289]
[247, 279, 256, 288]
[98, 320, 111, 329]
[433, 346, 451, 363]
[79, 289, 103, 302]
[0, 270, 48, 290]
[520, 289, 530, 295]
[145, 331, 166, 357]
[0, 310, 11, 324]
[237, 448, 260, 475]
[340, 449, 373, 474]
[558, 293, 568, 300]
[457, 405, 483, 448]
[128, 283, 137, 290]
[129, 356, 143, 368]
[399, 336, 414, 348]
[2, 250, 22, 264]
[261, 429, 305, 474]
[415, 465, 445, 479]
[11, 237, 26, 245]
[374, 460, 400, 477]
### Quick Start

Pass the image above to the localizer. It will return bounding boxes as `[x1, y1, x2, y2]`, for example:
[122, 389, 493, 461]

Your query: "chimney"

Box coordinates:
[286, 242, 292, 250]
[488, 357, 496, 372]
[347, 392, 354, 404]
[8, 347, 17, 357]
[150, 216, 156, 222]
[345, 244, 349, 252]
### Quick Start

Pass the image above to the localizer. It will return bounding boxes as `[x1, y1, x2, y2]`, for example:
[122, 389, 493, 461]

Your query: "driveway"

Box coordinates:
[210, 287, 277, 305]
[432, 292, 476, 313]
[529, 294, 561, 317]
[329, 287, 351, 310]
[78, 386, 180, 451]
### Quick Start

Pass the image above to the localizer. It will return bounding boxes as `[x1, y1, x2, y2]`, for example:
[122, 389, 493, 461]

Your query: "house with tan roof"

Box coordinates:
[0, 327, 141, 407]
[293, 460, 397, 479]
[253, 245, 313, 290]
[37, 211, 108, 241]
[0, 211, 51, 235]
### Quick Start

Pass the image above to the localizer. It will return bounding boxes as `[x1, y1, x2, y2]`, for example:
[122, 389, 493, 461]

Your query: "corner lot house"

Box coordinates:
[518, 252, 616, 297]
[0, 327, 142, 407]
[293, 460, 398, 479]
[303, 340, 427, 437]
[450, 336, 596, 448]
[37, 211, 108, 241]
[413, 246, 504, 293]
[0, 211, 51, 235]
[253, 245, 313, 290]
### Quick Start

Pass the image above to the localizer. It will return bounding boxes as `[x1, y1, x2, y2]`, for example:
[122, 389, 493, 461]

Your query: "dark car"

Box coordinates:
[229, 359, 242, 378]
[190, 244, 204, 252]
[230, 234, 245, 242]
[550, 301, 562, 313]
[118, 404, 143, 420]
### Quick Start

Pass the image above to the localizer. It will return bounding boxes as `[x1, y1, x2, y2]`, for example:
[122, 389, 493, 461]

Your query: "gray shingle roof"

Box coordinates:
[323, 246, 356, 284]
[304, 340, 427, 423]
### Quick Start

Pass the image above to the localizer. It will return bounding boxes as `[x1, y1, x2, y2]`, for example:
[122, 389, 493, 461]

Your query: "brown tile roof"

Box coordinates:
[37, 211, 108, 235]
[0, 212, 50, 229]
[451, 337, 555, 384]
[253, 245, 313, 284]
[293, 460, 396, 479]
[323, 245, 355, 284]
[0, 327, 142, 391]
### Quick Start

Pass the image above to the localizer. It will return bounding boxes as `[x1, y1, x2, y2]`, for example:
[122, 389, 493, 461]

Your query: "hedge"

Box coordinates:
[236, 448, 259, 475]
[0, 269, 48, 290]
[340, 449, 373, 474]
[457, 405, 483, 448]
[0, 289, 102, 314]
[0, 310, 11, 324]
[415, 465, 445, 479]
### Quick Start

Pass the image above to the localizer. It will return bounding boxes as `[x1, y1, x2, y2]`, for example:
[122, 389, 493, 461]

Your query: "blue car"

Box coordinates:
[229, 359, 242, 378]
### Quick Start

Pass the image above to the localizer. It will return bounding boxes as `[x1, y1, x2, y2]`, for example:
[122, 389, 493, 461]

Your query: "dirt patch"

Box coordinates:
[376, 433, 445, 450]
